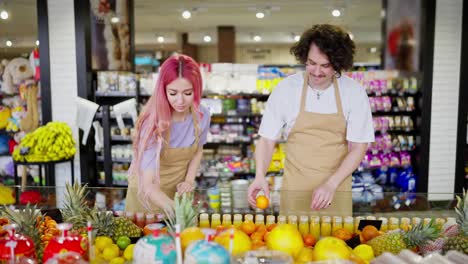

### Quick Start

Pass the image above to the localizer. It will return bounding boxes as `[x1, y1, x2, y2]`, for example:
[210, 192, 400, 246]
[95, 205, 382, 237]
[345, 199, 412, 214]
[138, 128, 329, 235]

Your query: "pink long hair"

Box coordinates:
[128, 54, 203, 206]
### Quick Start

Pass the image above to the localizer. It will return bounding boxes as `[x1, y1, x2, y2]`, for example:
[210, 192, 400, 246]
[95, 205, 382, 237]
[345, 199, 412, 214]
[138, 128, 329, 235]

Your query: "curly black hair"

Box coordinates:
[290, 24, 355, 72]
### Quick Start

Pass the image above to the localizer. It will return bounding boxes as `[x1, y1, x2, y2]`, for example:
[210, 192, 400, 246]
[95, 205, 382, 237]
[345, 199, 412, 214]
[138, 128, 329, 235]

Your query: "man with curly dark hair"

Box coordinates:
[248, 24, 374, 215]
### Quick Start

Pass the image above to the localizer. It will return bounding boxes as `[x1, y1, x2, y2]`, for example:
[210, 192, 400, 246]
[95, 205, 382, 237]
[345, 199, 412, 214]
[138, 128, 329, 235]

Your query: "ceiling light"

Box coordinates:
[370, 47, 377, 53]
[294, 35, 300, 42]
[203, 35, 212, 42]
[182, 10, 191, 19]
[253, 35, 261, 42]
[36, 40, 40, 46]
[0, 10, 8, 20]
[157, 36, 165, 43]
[332, 9, 341, 17]
[256, 12, 265, 19]
[110, 16, 120, 23]
[348, 33, 354, 40]
[6, 40, 12, 47]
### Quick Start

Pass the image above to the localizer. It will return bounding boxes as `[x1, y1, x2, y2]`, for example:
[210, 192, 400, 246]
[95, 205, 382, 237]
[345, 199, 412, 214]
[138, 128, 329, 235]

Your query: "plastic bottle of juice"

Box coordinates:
[321, 216, 331, 237]
[222, 214, 232, 227]
[366, 216, 377, 220]
[423, 218, 432, 227]
[332, 216, 343, 233]
[255, 214, 265, 226]
[244, 214, 254, 222]
[266, 215, 276, 227]
[288, 215, 298, 229]
[354, 216, 364, 234]
[310, 216, 321, 239]
[199, 213, 210, 228]
[343, 216, 354, 234]
[211, 213, 221, 229]
[233, 214, 243, 228]
[298, 215, 309, 236]
[389, 217, 399, 230]
[378, 217, 388, 232]
[400, 217, 410, 231]
[435, 218, 446, 229]
[277, 215, 287, 224]
[411, 217, 421, 227]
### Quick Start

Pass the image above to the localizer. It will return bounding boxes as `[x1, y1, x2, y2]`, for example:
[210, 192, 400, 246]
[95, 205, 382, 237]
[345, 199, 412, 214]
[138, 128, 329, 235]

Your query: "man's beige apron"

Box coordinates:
[125, 109, 200, 213]
[280, 73, 352, 216]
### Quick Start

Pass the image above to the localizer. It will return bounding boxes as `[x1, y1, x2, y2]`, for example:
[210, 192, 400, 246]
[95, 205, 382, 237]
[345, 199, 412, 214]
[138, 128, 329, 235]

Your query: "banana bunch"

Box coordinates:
[13, 122, 76, 162]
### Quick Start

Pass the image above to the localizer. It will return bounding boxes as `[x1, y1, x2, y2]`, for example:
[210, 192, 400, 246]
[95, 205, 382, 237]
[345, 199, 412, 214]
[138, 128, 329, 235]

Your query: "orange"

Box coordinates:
[251, 232, 264, 241]
[332, 228, 353, 241]
[266, 224, 277, 232]
[256, 195, 269, 209]
[302, 234, 317, 247]
[312, 237, 350, 261]
[252, 240, 266, 250]
[216, 225, 226, 234]
[263, 231, 270, 242]
[362, 225, 380, 241]
[241, 221, 256, 235]
[256, 224, 267, 235]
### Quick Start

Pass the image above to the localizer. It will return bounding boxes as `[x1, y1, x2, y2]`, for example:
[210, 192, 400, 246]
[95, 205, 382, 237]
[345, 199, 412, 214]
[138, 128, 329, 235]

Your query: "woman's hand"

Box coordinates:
[177, 181, 195, 194]
[310, 182, 337, 210]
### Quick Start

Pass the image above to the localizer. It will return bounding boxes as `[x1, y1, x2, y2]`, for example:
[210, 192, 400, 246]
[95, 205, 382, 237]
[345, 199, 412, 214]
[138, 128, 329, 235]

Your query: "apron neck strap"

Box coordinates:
[164, 106, 200, 146]
[300, 73, 309, 112]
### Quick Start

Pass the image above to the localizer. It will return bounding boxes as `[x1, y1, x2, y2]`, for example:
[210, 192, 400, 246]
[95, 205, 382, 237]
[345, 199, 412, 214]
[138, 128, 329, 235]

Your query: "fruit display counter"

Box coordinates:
[0, 184, 467, 263]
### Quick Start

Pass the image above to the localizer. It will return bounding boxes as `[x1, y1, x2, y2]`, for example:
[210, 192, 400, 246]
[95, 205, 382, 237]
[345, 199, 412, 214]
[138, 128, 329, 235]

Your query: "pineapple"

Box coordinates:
[443, 189, 468, 254]
[112, 217, 142, 241]
[367, 219, 440, 256]
[163, 192, 200, 233]
[0, 204, 44, 260]
[61, 183, 114, 237]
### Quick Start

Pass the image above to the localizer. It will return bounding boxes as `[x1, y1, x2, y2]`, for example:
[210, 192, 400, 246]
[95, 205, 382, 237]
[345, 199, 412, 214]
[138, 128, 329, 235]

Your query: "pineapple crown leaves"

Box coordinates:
[404, 219, 441, 248]
[454, 189, 468, 235]
[163, 192, 201, 233]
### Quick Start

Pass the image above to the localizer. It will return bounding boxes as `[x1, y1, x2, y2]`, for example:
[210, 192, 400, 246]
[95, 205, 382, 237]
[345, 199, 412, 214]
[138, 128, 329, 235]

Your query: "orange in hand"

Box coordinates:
[256, 195, 270, 209]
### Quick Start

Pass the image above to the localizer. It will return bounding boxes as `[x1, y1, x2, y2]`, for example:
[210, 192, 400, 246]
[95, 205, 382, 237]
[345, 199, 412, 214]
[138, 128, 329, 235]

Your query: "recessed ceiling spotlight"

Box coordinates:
[253, 35, 261, 42]
[157, 36, 165, 43]
[6, 40, 12, 47]
[203, 35, 212, 42]
[182, 10, 191, 19]
[110, 16, 120, 23]
[294, 35, 300, 42]
[332, 9, 341, 17]
[370, 47, 377, 53]
[256, 12, 265, 19]
[0, 10, 8, 20]
[36, 40, 40, 46]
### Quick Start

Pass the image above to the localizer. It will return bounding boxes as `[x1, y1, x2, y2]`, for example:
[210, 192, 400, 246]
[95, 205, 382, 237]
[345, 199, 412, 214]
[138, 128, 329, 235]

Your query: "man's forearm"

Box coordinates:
[326, 142, 368, 188]
[254, 137, 277, 179]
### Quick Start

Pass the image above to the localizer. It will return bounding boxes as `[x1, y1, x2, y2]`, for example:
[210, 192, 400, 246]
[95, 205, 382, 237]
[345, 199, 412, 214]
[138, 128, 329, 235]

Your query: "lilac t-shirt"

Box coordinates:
[139, 105, 210, 171]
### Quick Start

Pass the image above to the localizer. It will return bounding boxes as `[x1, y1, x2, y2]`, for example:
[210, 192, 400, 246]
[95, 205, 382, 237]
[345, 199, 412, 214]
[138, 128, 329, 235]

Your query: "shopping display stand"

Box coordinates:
[13, 157, 75, 187]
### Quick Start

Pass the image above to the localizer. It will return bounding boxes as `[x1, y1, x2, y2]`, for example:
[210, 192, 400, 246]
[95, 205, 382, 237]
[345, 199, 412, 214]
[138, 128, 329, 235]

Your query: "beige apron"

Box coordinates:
[280, 73, 352, 216]
[125, 109, 200, 213]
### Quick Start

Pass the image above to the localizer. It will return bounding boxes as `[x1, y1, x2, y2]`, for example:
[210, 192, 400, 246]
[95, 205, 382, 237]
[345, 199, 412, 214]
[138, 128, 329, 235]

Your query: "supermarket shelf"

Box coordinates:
[111, 135, 132, 142]
[97, 180, 128, 187]
[374, 129, 419, 135]
[205, 141, 253, 147]
[203, 93, 270, 99]
[367, 91, 422, 97]
[95, 112, 133, 119]
[95, 91, 137, 97]
[211, 113, 263, 118]
[372, 111, 419, 116]
[97, 156, 132, 163]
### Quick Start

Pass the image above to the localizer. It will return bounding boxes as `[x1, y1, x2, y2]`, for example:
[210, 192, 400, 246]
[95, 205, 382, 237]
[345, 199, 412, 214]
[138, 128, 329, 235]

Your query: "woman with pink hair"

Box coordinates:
[125, 54, 210, 213]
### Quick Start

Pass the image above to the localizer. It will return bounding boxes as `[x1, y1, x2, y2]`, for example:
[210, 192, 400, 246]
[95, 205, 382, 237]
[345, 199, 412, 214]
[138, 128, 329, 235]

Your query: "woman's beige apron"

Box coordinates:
[280, 73, 352, 216]
[125, 110, 200, 213]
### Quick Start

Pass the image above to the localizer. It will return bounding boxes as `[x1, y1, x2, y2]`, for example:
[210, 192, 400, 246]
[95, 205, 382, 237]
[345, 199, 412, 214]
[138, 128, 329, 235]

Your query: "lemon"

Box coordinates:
[123, 244, 135, 260]
[102, 244, 120, 261]
[109, 257, 126, 264]
[353, 244, 375, 261]
[95, 236, 114, 251]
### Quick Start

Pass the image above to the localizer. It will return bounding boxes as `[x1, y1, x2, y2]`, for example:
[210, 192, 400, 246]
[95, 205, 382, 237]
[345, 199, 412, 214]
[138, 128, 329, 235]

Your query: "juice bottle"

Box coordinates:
[266, 215, 276, 226]
[211, 213, 221, 229]
[332, 216, 343, 233]
[321, 216, 331, 237]
[343, 216, 354, 234]
[354, 216, 364, 234]
[233, 214, 243, 228]
[222, 214, 232, 227]
[389, 217, 399, 230]
[135, 212, 146, 228]
[366, 216, 377, 220]
[423, 218, 432, 227]
[298, 215, 309, 236]
[288, 215, 298, 229]
[378, 217, 388, 232]
[255, 214, 265, 226]
[411, 217, 421, 227]
[145, 213, 156, 225]
[435, 218, 446, 229]
[400, 217, 410, 231]
[199, 213, 210, 228]
[310, 216, 320, 239]
[244, 214, 254, 222]
[277, 215, 287, 224]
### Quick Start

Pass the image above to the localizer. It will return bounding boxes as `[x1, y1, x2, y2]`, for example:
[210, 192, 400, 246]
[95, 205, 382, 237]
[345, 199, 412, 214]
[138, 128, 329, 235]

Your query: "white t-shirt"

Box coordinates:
[258, 72, 375, 143]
